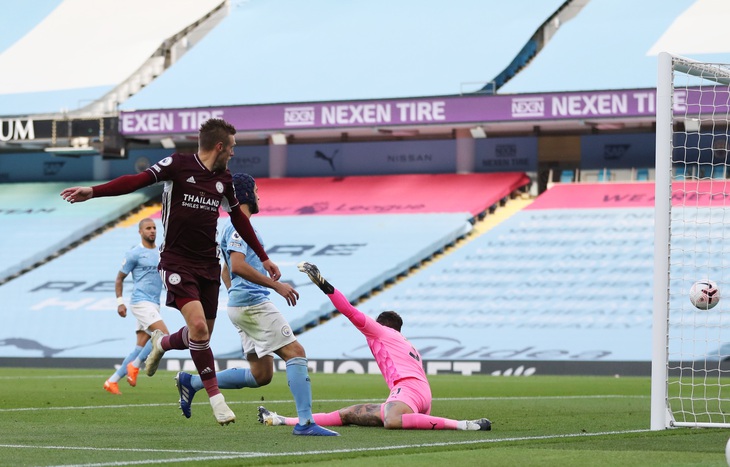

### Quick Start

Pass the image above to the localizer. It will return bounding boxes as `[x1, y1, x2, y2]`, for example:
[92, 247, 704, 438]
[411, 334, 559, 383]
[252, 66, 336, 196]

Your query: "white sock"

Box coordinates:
[457, 420, 479, 431]
[209, 393, 224, 406]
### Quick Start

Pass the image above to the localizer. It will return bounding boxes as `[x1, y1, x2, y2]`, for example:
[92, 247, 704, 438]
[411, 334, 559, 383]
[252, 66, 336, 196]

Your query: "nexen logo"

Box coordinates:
[284, 107, 315, 126]
[511, 97, 544, 118]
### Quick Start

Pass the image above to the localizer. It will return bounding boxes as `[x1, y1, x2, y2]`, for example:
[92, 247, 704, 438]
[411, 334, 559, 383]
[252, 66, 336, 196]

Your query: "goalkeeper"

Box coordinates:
[257, 262, 491, 432]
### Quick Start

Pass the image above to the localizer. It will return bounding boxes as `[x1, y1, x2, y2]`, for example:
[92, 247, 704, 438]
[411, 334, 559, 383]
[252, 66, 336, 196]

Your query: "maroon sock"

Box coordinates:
[189, 339, 219, 397]
[162, 326, 189, 351]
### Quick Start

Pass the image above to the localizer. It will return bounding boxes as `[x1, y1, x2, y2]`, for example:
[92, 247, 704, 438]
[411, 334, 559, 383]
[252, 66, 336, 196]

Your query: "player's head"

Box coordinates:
[199, 118, 236, 171]
[376, 311, 403, 332]
[232, 172, 259, 214]
[138, 218, 156, 243]
[199, 118, 236, 151]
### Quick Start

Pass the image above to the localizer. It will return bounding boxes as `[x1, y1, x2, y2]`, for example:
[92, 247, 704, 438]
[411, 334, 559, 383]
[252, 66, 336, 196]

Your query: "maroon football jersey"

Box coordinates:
[147, 153, 238, 265]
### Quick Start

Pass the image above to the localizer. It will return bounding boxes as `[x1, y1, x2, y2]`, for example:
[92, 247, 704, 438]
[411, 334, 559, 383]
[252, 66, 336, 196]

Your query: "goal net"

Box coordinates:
[652, 53, 730, 429]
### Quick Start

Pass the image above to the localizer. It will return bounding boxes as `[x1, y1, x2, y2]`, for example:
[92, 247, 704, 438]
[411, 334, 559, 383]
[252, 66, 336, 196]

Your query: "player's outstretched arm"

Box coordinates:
[298, 262, 370, 330]
[60, 186, 93, 203]
[61, 172, 154, 203]
[297, 262, 334, 294]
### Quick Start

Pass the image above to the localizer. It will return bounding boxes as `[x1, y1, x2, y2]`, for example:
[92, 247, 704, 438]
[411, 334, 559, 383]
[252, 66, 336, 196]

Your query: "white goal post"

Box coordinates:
[652, 52, 730, 430]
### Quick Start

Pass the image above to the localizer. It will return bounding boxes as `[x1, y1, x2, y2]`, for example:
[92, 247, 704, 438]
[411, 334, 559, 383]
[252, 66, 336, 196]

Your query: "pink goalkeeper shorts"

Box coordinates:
[382, 377, 432, 418]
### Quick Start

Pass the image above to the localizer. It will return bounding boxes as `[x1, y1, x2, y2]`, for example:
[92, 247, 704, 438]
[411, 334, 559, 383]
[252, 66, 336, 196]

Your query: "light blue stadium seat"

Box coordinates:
[636, 168, 649, 181]
[712, 165, 726, 179]
[675, 166, 686, 180]
[297, 188, 668, 363]
[0, 182, 157, 282]
[597, 169, 611, 182]
[560, 170, 574, 183]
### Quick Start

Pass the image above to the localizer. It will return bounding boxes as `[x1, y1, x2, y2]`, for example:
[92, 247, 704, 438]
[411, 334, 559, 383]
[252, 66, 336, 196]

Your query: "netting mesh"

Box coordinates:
[666, 58, 730, 427]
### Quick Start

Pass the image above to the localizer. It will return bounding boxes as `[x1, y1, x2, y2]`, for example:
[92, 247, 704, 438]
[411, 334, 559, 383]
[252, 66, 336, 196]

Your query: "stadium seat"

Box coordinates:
[0, 182, 158, 283]
[296, 182, 660, 365]
[675, 166, 686, 180]
[636, 168, 649, 181]
[560, 170, 574, 183]
[597, 169, 611, 182]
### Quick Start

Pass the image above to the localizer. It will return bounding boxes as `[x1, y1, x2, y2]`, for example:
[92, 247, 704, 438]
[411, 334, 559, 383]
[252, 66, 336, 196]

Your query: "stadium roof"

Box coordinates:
[0, 0, 729, 119]
[0, 0, 227, 116]
[0, 0, 559, 116]
[500, 0, 730, 94]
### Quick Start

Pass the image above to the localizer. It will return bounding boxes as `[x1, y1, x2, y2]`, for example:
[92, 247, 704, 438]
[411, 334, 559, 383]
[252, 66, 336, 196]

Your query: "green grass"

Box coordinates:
[0, 368, 728, 466]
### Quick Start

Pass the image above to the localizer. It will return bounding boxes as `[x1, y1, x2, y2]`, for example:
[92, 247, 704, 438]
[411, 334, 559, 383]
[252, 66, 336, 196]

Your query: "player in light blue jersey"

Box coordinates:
[173, 173, 338, 436]
[104, 218, 169, 395]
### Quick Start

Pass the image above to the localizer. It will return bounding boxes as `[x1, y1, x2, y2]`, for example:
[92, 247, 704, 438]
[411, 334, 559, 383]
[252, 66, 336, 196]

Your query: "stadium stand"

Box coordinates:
[291, 179, 727, 375]
[675, 166, 687, 180]
[559, 169, 575, 183]
[0, 173, 528, 362]
[596, 168, 611, 182]
[296, 182, 660, 371]
[0, 182, 160, 283]
[0, 212, 471, 359]
[226, 173, 530, 217]
[2, 0, 730, 378]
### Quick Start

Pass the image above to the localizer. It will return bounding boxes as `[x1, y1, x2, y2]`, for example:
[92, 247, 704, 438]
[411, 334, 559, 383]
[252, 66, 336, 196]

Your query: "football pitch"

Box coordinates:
[1, 368, 729, 466]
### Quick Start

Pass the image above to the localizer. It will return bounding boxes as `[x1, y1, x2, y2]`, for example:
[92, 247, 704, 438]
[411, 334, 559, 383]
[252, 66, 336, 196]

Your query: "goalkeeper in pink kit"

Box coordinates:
[258, 262, 491, 431]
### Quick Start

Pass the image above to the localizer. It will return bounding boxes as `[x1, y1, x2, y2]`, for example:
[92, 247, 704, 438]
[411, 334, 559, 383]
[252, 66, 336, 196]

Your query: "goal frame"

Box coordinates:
[651, 52, 730, 430]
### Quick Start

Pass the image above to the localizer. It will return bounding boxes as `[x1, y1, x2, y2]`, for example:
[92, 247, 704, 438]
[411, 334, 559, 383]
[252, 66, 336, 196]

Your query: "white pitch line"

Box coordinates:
[434, 395, 648, 401]
[0, 394, 647, 413]
[0, 375, 101, 380]
[3, 429, 653, 467]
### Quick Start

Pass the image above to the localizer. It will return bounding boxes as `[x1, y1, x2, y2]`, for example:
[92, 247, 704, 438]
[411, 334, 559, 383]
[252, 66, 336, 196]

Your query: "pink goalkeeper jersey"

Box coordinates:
[329, 289, 427, 389]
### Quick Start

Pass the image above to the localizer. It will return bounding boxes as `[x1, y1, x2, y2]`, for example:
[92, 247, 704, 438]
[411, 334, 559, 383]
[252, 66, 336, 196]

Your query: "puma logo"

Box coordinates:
[314, 150, 338, 171]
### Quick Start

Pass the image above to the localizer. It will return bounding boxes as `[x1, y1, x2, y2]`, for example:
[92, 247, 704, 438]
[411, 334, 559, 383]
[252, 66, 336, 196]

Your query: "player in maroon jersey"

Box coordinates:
[61, 118, 280, 425]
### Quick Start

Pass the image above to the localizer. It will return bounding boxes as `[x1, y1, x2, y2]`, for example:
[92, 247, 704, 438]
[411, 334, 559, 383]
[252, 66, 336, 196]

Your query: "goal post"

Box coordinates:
[651, 52, 673, 431]
[652, 52, 730, 430]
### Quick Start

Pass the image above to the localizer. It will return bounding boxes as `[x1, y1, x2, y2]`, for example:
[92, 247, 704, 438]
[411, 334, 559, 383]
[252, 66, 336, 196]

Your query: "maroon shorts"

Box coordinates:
[159, 259, 221, 320]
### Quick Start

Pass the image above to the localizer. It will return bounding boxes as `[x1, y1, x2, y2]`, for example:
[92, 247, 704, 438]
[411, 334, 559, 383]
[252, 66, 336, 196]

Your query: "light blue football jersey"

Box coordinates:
[219, 218, 270, 307]
[120, 244, 162, 305]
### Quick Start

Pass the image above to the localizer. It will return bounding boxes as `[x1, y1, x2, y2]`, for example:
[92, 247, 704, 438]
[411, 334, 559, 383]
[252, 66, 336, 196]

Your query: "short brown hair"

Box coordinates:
[198, 118, 236, 151]
[376, 311, 403, 332]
